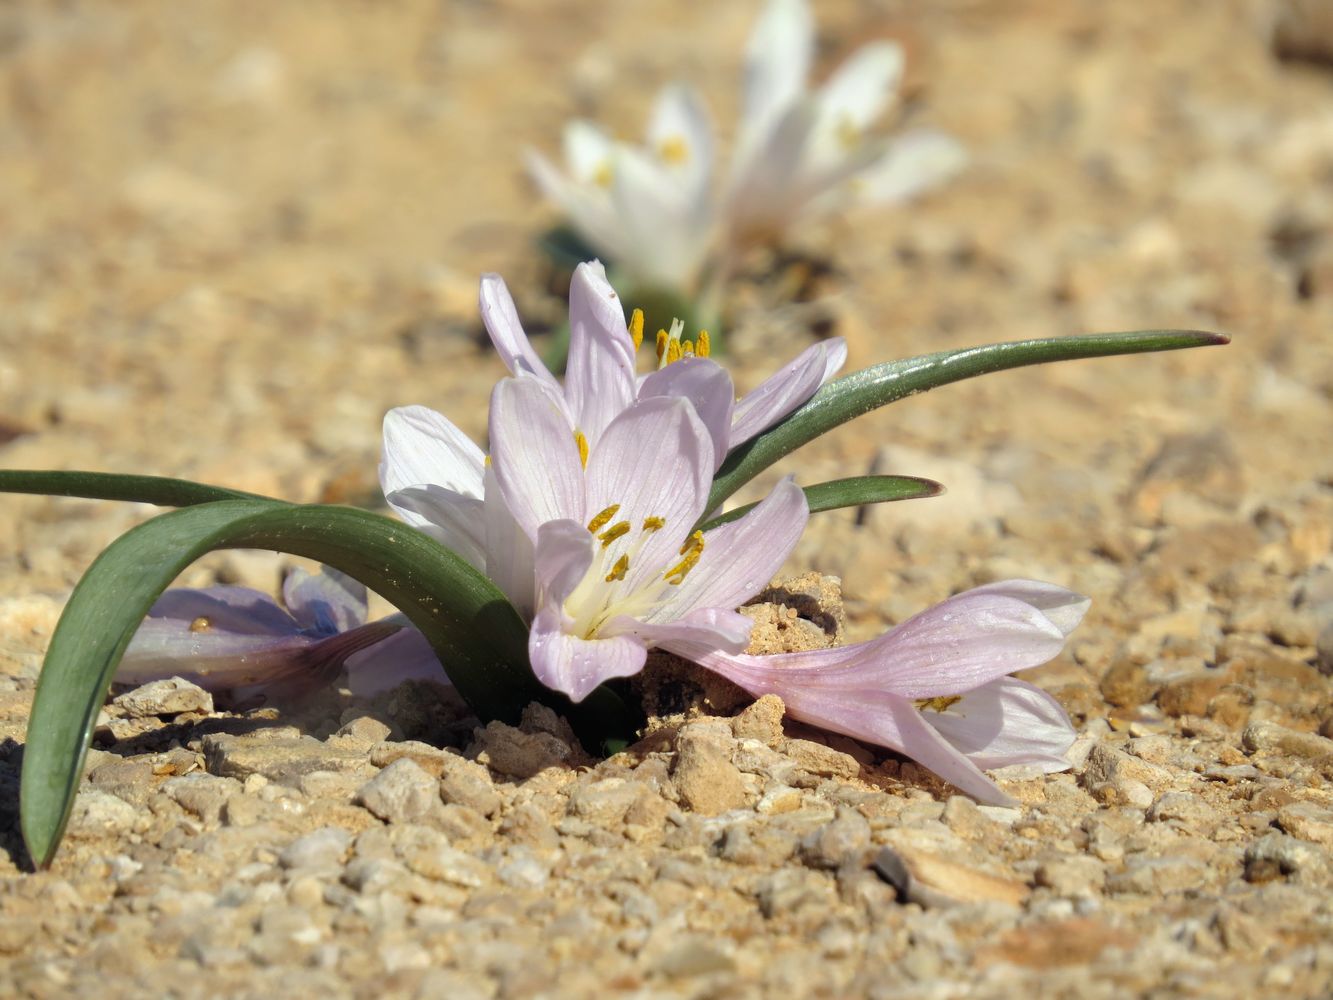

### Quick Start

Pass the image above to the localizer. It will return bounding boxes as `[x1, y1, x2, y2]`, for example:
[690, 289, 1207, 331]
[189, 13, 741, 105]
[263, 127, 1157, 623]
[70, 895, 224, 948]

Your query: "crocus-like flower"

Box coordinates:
[691, 580, 1088, 805]
[526, 84, 718, 293]
[726, 0, 966, 243]
[487, 375, 809, 701]
[119, 568, 440, 704]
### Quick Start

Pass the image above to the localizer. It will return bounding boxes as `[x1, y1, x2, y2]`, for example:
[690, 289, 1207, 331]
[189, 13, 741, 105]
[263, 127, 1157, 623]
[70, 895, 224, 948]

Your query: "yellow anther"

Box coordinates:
[586, 504, 621, 533]
[605, 554, 630, 582]
[658, 134, 690, 165]
[484, 454, 491, 467]
[835, 115, 861, 150]
[681, 339, 695, 357]
[574, 429, 589, 469]
[629, 308, 645, 350]
[189, 616, 211, 633]
[593, 160, 614, 188]
[663, 530, 705, 585]
[914, 695, 963, 714]
[665, 339, 682, 364]
[642, 516, 665, 532]
[655, 328, 668, 363]
[598, 521, 631, 547]
[696, 330, 710, 357]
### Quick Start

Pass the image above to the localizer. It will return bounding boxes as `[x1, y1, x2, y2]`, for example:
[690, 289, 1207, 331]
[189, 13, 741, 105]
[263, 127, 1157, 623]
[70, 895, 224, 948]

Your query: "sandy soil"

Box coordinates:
[0, 1, 1331, 997]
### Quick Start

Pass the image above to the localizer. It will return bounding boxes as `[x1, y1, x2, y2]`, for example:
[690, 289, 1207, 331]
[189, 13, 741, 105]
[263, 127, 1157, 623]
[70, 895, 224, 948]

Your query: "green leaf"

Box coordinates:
[708, 329, 1229, 509]
[20, 499, 637, 868]
[0, 469, 275, 507]
[697, 474, 943, 531]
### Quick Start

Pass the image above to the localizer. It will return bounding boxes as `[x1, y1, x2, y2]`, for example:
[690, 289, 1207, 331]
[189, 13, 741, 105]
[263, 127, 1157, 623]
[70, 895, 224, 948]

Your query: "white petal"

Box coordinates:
[565, 261, 639, 444]
[816, 42, 904, 132]
[853, 129, 967, 205]
[533, 518, 595, 611]
[924, 678, 1075, 773]
[606, 607, 753, 658]
[638, 357, 735, 469]
[385, 485, 488, 571]
[380, 405, 486, 508]
[646, 83, 715, 197]
[564, 120, 615, 182]
[741, 0, 813, 144]
[886, 696, 1016, 805]
[524, 148, 628, 262]
[479, 273, 558, 385]
[965, 579, 1090, 638]
[656, 477, 808, 618]
[489, 376, 586, 539]
[482, 464, 537, 619]
[611, 149, 716, 291]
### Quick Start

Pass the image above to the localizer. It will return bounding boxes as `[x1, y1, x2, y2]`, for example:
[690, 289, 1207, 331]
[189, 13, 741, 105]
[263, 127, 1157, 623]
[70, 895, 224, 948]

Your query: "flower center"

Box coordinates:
[914, 695, 962, 714]
[562, 504, 705, 639]
[653, 318, 711, 369]
[657, 134, 690, 165]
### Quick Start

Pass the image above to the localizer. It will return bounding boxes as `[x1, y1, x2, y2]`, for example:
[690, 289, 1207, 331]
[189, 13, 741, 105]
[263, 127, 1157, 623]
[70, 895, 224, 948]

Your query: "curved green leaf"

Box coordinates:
[21, 500, 636, 868]
[697, 474, 943, 532]
[0, 469, 274, 507]
[708, 329, 1229, 510]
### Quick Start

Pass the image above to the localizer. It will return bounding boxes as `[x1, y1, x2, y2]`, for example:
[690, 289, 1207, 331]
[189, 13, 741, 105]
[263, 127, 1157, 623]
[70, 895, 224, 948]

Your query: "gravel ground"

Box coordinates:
[1, 1, 1331, 997]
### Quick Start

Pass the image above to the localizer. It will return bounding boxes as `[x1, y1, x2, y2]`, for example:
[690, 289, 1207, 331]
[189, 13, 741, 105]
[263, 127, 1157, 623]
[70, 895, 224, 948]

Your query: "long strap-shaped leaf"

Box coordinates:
[697, 474, 943, 531]
[20, 499, 634, 868]
[708, 330, 1229, 510]
[0, 469, 274, 506]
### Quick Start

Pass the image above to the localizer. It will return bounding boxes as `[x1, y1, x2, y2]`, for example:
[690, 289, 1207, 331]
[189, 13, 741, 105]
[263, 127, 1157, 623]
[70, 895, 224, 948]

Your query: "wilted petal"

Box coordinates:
[656, 477, 808, 619]
[385, 484, 488, 571]
[529, 608, 646, 703]
[924, 677, 1074, 773]
[638, 357, 735, 469]
[480, 273, 557, 385]
[380, 405, 486, 514]
[148, 587, 297, 637]
[489, 376, 586, 538]
[854, 129, 967, 204]
[584, 395, 713, 592]
[730, 338, 846, 444]
[283, 567, 367, 634]
[565, 261, 639, 444]
[344, 623, 446, 698]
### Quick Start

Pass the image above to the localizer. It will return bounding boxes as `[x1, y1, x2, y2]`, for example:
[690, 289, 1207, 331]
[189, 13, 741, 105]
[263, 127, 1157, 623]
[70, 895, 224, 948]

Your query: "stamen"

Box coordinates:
[681, 339, 695, 357]
[696, 330, 710, 357]
[593, 160, 614, 187]
[658, 134, 690, 164]
[642, 516, 665, 532]
[629, 308, 645, 350]
[189, 617, 211, 633]
[598, 521, 631, 547]
[663, 530, 705, 584]
[835, 115, 861, 150]
[574, 430, 589, 469]
[665, 339, 682, 364]
[587, 504, 621, 533]
[655, 328, 668, 364]
[914, 695, 963, 714]
[605, 554, 630, 582]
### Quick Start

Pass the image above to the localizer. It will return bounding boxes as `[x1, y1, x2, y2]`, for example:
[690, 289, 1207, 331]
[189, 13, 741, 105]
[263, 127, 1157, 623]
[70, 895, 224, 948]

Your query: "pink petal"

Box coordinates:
[565, 261, 638, 446]
[584, 395, 713, 592]
[966, 579, 1090, 638]
[603, 607, 753, 658]
[730, 339, 846, 445]
[380, 405, 485, 504]
[638, 357, 735, 470]
[489, 376, 586, 539]
[529, 608, 646, 703]
[885, 696, 1017, 805]
[655, 477, 808, 619]
[344, 625, 447, 697]
[479, 273, 558, 386]
[385, 485, 487, 570]
[923, 677, 1074, 773]
[533, 519, 595, 610]
[148, 587, 297, 637]
[283, 568, 367, 634]
[481, 464, 536, 619]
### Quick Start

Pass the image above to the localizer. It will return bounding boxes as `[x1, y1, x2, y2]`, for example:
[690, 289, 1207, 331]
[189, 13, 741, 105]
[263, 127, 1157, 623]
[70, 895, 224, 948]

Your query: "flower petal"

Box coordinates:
[730, 339, 846, 445]
[611, 149, 715, 290]
[489, 376, 586, 539]
[533, 518, 595, 611]
[482, 464, 537, 618]
[529, 608, 646, 703]
[385, 484, 488, 571]
[655, 477, 808, 619]
[646, 83, 715, 197]
[148, 587, 297, 636]
[923, 677, 1075, 773]
[604, 606, 753, 658]
[283, 567, 367, 635]
[741, 0, 813, 144]
[584, 395, 713, 592]
[853, 129, 967, 205]
[380, 405, 486, 518]
[479, 273, 558, 385]
[525, 148, 627, 261]
[564, 120, 616, 183]
[565, 261, 639, 444]
[638, 357, 735, 469]
[816, 42, 903, 132]
[344, 622, 446, 698]
[966, 579, 1090, 638]
[885, 696, 1017, 805]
